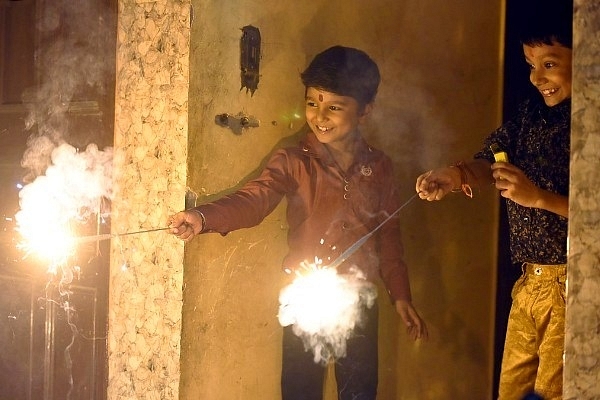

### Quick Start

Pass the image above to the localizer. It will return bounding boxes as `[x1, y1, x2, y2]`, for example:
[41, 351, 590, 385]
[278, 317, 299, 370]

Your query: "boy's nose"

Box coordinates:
[530, 70, 547, 86]
[315, 108, 328, 122]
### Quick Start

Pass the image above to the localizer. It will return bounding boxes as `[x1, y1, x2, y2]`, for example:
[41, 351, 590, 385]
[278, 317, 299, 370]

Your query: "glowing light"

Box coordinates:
[15, 175, 78, 269]
[14, 143, 113, 270]
[16, 221, 76, 272]
[278, 261, 377, 364]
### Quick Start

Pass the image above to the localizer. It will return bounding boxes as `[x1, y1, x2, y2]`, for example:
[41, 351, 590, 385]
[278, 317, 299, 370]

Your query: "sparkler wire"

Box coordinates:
[75, 226, 171, 243]
[327, 192, 420, 270]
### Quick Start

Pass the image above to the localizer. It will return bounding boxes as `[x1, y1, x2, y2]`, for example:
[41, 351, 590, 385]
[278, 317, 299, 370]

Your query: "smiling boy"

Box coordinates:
[415, 3, 572, 399]
[170, 46, 427, 400]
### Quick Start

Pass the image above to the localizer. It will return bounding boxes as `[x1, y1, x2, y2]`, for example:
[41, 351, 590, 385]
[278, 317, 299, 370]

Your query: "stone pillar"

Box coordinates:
[564, 2, 600, 399]
[108, 1, 190, 398]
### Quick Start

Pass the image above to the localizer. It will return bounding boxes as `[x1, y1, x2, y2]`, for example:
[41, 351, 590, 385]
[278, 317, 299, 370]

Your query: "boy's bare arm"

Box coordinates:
[415, 159, 493, 201]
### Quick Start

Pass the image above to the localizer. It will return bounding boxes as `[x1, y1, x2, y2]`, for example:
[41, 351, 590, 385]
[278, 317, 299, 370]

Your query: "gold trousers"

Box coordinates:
[498, 263, 566, 400]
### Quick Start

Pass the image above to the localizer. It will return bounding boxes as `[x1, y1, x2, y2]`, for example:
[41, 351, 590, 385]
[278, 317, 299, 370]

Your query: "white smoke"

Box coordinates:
[278, 266, 377, 364]
[15, 143, 113, 266]
[19, 0, 112, 181]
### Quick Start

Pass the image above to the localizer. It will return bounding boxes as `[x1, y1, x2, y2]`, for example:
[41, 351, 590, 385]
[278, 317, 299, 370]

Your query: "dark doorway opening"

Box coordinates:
[0, 1, 116, 399]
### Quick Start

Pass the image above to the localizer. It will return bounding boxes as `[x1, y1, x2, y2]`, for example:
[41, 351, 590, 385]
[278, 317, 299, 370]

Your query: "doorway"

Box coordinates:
[0, 1, 116, 399]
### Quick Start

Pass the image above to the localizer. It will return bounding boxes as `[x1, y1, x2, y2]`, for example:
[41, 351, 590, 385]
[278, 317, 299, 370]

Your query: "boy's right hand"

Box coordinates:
[415, 167, 460, 201]
[169, 210, 204, 241]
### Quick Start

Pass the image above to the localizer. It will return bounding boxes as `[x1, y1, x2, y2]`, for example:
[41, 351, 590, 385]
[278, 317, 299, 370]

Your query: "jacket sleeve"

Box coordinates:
[193, 150, 294, 235]
[376, 159, 413, 302]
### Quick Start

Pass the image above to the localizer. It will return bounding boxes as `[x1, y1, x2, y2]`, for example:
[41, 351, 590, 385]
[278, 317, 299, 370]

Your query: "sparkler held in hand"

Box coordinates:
[327, 192, 419, 270]
[74, 227, 171, 243]
[169, 45, 427, 399]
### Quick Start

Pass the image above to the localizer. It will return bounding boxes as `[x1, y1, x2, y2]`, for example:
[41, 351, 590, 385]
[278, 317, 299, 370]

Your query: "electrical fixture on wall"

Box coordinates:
[240, 25, 261, 96]
[213, 25, 261, 135]
[214, 112, 260, 135]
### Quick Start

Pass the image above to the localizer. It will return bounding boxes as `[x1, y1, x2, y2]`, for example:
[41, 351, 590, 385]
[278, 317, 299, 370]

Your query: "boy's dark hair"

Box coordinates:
[518, 0, 573, 48]
[300, 46, 381, 107]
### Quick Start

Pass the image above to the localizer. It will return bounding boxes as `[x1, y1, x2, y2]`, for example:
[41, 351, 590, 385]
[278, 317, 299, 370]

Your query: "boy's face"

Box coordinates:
[304, 87, 371, 146]
[523, 42, 572, 107]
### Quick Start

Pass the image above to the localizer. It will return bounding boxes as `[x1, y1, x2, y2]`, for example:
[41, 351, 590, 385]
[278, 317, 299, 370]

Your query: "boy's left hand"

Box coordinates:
[490, 162, 541, 207]
[395, 299, 428, 341]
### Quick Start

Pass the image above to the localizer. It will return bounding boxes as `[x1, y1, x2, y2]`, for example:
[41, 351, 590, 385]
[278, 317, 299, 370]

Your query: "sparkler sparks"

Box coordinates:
[14, 143, 113, 271]
[278, 261, 377, 364]
[277, 193, 419, 364]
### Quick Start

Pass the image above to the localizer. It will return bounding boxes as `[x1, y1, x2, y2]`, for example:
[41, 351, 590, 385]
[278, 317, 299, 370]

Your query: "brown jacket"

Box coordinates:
[195, 130, 412, 302]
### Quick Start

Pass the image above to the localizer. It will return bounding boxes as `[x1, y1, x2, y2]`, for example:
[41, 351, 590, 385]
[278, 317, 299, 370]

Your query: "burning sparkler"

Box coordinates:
[14, 143, 114, 271]
[74, 227, 172, 243]
[278, 193, 419, 363]
[278, 261, 377, 364]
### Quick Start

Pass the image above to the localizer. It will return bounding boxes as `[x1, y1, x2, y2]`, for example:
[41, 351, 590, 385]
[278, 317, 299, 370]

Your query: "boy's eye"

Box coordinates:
[329, 105, 341, 111]
[306, 100, 317, 107]
[544, 61, 556, 69]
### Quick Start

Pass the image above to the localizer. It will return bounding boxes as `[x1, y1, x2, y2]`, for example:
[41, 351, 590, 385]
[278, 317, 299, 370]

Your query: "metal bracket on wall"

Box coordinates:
[215, 112, 259, 135]
[240, 25, 261, 96]
[185, 187, 198, 209]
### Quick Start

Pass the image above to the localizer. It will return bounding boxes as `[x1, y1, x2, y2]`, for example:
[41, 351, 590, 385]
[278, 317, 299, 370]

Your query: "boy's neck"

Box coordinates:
[325, 140, 358, 172]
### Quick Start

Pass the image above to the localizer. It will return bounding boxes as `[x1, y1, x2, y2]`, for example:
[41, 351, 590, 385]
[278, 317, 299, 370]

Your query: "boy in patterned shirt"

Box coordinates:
[415, 3, 572, 399]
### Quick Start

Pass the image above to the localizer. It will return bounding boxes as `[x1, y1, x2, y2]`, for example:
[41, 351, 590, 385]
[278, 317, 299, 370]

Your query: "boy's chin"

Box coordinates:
[542, 94, 570, 107]
[311, 130, 331, 142]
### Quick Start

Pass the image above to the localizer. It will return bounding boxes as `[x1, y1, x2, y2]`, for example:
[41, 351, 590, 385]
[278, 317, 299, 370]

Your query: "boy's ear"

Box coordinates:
[359, 102, 374, 122]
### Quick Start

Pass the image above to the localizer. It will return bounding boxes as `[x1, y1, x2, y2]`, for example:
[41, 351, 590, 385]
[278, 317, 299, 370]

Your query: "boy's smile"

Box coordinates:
[523, 42, 572, 107]
[304, 87, 371, 150]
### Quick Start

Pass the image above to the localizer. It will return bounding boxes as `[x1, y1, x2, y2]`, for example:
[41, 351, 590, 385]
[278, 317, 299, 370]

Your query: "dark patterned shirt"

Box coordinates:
[474, 97, 570, 264]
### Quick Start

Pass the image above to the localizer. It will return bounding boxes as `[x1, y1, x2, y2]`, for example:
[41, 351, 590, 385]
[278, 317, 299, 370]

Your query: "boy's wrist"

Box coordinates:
[449, 161, 474, 198]
[447, 166, 463, 191]
[190, 208, 206, 233]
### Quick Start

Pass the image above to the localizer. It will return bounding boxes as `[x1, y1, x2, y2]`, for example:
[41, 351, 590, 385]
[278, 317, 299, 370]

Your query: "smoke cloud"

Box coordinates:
[20, 0, 112, 181]
[12, 1, 115, 266]
[15, 143, 113, 263]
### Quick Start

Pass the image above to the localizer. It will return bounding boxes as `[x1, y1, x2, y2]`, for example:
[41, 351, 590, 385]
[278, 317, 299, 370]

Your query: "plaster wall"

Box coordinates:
[109, 1, 189, 398]
[564, 1, 600, 398]
[180, 1, 503, 399]
[107, 1, 600, 399]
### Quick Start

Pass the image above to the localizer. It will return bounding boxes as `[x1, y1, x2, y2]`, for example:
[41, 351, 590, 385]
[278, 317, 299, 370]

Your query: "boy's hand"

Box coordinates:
[395, 299, 428, 341]
[168, 210, 203, 241]
[491, 162, 541, 207]
[415, 167, 460, 201]
[491, 161, 568, 218]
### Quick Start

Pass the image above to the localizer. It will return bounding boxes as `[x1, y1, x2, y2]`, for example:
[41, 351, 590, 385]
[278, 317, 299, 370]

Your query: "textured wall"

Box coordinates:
[107, 1, 600, 399]
[181, 1, 502, 399]
[109, 0, 190, 398]
[564, 2, 600, 399]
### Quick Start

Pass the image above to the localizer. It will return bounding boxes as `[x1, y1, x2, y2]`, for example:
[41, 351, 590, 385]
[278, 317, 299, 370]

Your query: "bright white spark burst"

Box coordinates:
[15, 143, 113, 272]
[278, 260, 377, 364]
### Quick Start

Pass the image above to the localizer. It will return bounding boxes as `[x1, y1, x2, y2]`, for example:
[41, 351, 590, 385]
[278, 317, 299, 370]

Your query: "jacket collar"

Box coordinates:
[300, 130, 375, 166]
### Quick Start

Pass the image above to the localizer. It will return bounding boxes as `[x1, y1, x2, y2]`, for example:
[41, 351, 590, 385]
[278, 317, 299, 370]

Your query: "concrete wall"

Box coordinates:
[564, 1, 600, 399]
[180, 1, 503, 399]
[109, 1, 189, 398]
[109, 1, 600, 398]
